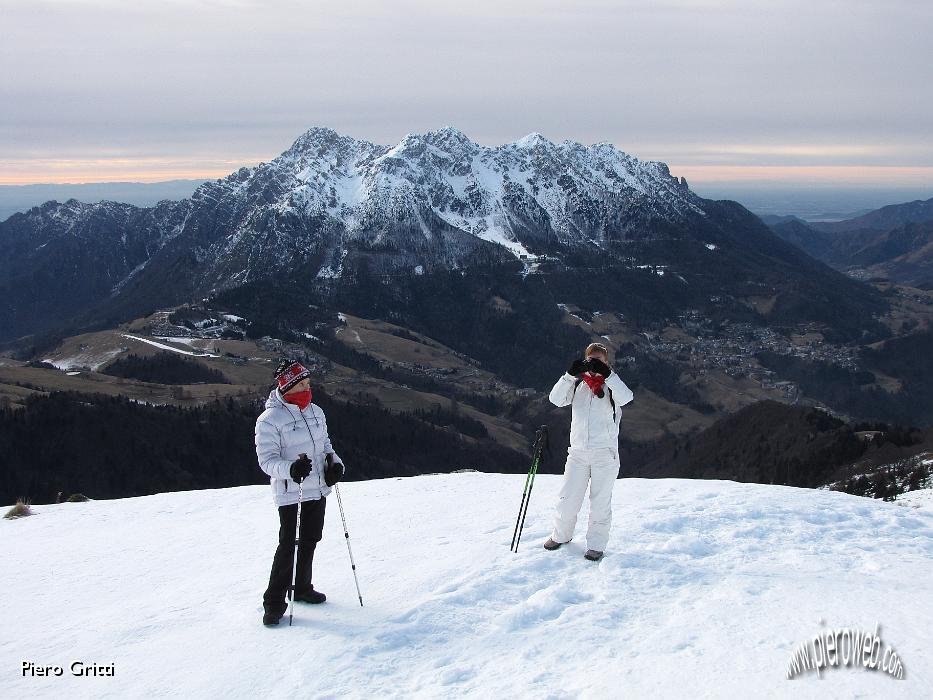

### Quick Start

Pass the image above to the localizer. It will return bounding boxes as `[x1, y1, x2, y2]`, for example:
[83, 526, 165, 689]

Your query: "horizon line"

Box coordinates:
[1, 163, 932, 189]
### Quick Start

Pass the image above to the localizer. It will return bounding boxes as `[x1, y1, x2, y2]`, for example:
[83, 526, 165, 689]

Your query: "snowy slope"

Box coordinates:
[3, 475, 931, 698]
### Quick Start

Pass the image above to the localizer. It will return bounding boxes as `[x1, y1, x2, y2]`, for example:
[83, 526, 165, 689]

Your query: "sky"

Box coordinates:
[2, 0, 932, 194]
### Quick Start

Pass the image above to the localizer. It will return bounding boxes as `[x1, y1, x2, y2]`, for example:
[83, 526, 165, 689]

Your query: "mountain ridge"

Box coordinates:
[0, 127, 887, 344]
[768, 196, 933, 286]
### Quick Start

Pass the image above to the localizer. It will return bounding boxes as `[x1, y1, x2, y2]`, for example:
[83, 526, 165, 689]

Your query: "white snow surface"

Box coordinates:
[474, 222, 532, 259]
[43, 347, 125, 372]
[153, 336, 199, 346]
[3, 475, 932, 698]
[897, 487, 933, 511]
[121, 334, 219, 358]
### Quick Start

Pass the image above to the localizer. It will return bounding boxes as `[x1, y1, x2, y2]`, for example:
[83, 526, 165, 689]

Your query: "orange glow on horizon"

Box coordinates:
[1, 159, 932, 187]
[0, 156, 270, 186]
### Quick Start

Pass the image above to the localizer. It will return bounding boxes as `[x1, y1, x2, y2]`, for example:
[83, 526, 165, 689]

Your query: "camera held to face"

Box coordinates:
[585, 356, 611, 377]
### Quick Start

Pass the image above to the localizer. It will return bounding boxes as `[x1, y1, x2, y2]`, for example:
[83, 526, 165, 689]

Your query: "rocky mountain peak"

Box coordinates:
[424, 126, 476, 149]
[514, 132, 554, 150]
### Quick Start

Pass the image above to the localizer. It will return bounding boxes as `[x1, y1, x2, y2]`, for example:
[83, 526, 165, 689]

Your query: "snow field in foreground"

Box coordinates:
[2, 474, 932, 699]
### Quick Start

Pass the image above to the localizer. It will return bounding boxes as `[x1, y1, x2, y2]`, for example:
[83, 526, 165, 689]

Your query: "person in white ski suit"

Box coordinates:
[544, 342, 634, 560]
[255, 359, 345, 626]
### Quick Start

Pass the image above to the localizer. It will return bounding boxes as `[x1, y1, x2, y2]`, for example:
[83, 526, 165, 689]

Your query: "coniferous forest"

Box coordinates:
[101, 351, 231, 385]
[0, 389, 528, 505]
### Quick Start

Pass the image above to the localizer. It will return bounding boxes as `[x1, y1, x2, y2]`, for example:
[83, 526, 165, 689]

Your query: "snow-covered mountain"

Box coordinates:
[169, 125, 703, 284]
[0, 127, 884, 342]
[4, 474, 931, 697]
[0, 128, 702, 286]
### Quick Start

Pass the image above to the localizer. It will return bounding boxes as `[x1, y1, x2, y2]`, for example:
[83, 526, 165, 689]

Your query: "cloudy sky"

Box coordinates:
[1, 0, 931, 191]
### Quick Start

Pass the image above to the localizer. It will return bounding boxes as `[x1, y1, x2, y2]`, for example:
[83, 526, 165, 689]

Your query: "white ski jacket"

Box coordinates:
[549, 371, 634, 450]
[255, 388, 343, 506]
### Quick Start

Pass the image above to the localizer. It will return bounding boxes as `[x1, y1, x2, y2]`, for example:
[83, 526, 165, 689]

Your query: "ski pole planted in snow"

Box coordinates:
[288, 453, 307, 627]
[510, 425, 549, 552]
[334, 482, 364, 607]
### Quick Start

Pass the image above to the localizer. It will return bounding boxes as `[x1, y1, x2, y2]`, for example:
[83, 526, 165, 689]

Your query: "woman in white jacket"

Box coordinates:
[544, 342, 634, 561]
[255, 359, 345, 626]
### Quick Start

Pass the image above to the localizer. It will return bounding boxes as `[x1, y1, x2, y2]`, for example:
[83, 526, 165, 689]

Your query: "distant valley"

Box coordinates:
[2, 127, 931, 505]
[766, 196, 933, 288]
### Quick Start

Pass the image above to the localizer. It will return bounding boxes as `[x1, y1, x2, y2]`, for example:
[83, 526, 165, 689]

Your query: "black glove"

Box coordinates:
[289, 454, 312, 482]
[324, 453, 344, 487]
[568, 358, 586, 376]
[586, 357, 611, 377]
[325, 462, 344, 487]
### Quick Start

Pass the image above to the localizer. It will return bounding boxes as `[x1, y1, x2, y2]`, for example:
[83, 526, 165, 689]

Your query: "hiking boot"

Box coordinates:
[584, 549, 604, 562]
[262, 611, 283, 626]
[543, 538, 564, 551]
[294, 588, 327, 604]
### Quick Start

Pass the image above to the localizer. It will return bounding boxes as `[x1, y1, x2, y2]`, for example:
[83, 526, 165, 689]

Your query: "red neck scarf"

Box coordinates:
[282, 388, 312, 411]
[582, 372, 606, 395]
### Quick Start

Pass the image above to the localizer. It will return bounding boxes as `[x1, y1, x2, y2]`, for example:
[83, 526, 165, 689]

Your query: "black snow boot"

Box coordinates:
[584, 549, 604, 561]
[294, 587, 327, 604]
[544, 538, 564, 551]
[263, 611, 283, 626]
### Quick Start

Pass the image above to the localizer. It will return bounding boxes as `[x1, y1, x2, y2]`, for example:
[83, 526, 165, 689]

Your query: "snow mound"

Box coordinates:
[3, 475, 931, 697]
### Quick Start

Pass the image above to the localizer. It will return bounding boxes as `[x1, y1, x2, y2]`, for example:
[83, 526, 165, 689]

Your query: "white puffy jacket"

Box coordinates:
[254, 388, 343, 506]
[549, 371, 634, 450]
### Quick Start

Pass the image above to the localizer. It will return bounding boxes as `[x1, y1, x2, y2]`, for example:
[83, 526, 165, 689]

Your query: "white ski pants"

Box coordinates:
[550, 446, 619, 552]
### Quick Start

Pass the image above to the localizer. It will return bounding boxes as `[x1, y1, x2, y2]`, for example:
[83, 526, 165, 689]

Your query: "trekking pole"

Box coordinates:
[514, 426, 548, 551]
[334, 482, 364, 607]
[510, 425, 549, 552]
[288, 454, 307, 627]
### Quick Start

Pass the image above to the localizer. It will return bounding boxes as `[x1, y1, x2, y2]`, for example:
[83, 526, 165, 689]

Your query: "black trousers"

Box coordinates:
[263, 497, 326, 616]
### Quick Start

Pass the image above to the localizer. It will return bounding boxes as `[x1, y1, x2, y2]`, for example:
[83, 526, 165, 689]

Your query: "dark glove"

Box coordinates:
[324, 453, 344, 487]
[289, 454, 312, 482]
[568, 358, 586, 376]
[325, 462, 344, 487]
[586, 357, 611, 377]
